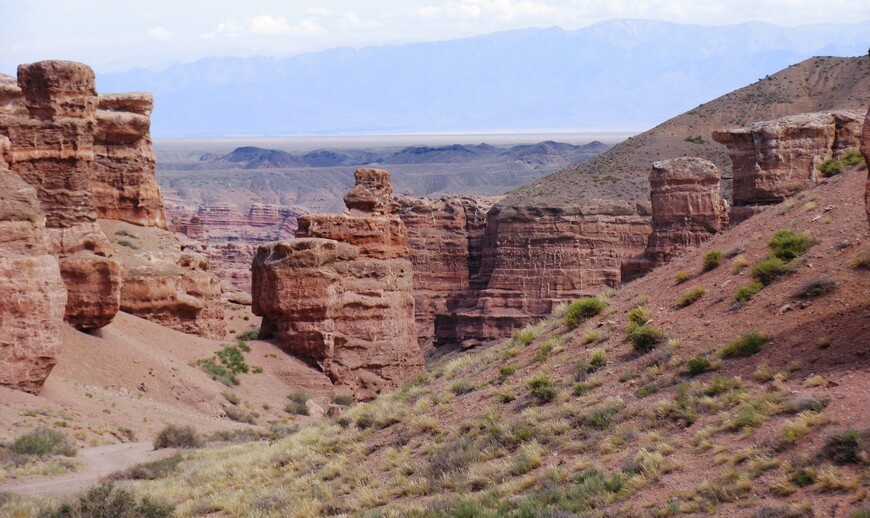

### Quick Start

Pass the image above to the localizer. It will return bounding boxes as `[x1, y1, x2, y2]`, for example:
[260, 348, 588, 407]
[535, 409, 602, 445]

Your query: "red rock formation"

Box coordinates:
[0, 144, 67, 393]
[396, 195, 498, 345]
[437, 201, 651, 344]
[102, 220, 226, 339]
[622, 158, 728, 279]
[252, 168, 423, 399]
[862, 106, 870, 225]
[91, 92, 168, 229]
[713, 111, 863, 210]
[0, 60, 121, 330]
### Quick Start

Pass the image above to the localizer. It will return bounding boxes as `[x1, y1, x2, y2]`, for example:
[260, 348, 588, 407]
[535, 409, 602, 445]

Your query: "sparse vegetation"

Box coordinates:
[627, 325, 664, 353]
[687, 356, 712, 376]
[823, 429, 862, 464]
[702, 250, 723, 271]
[768, 229, 812, 262]
[818, 149, 864, 177]
[333, 395, 355, 406]
[197, 343, 251, 386]
[527, 376, 557, 403]
[236, 327, 260, 341]
[735, 280, 763, 304]
[40, 482, 174, 518]
[8, 428, 76, 457]
[752, 256, 788, 285]
[564, 297, 608, 330]
[511, 326, 537, 346]
[676, 286, 706, 307]
[792, 277, 837, 299]
[674, 270, 692, 284]
[721, 332, 768, 359]
[285, 391, 310, 415]
[153, 425, 202, 449]
[450, 380, 474, 396]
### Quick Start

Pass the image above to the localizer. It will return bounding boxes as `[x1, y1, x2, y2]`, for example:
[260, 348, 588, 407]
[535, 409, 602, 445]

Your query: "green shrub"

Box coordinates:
[687, 357, 712, 376]
[627, 306, 652, 328]
[768, 229, 812, 261]
[109, 454, 182, 481]
[512, 326, 536, 346]
[677, 286, 706, 308]
[499, 365, 519, 381]
[450, 381, 474, 396]
[332, 395, 355, 406]
[564, 297, 608, 330]
[154, 425, 202, 449]
[721, 332, 768, 359]
[528, 376, 557, 403]
[221, 390, 240, 405]
[534, 338, 559, 363]
[735, 281, 763, 304]
[703, 250, 724, 271]
[224, 406, 256, 424]
[198, 358, 237, 386]
[587, 348, 607, 371]
[627, 325, 664, 353]
[752, 256, 788, 285]
[216, 345, 249, 374]
[824, 429, 861, 464]
[818, 158, 845, 177]
[236, 327, 260, 341]
[41, 482, 174, 518]
[843, 148, 864, 166]
[674, 270, 692, 284]
[285, 391, 310, 415]
[9, 427, 76, 457]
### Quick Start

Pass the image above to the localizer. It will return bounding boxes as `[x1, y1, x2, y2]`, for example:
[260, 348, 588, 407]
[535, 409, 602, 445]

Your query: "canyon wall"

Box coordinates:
[862, 107, 870, 225]
[713, 110, 863, 223]
[252, 169, 423, 399]
[0, 139, 68, 393]
[437, 201, 651, 344]
[396, 195, 497, 345]
[0, 61, 121, 330]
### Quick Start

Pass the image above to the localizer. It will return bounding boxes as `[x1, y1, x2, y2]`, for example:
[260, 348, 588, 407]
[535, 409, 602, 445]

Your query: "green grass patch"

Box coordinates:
[703, 250, 724, 271]
[721, 332, 768, 359]
[564, 297, 608, 330]
[677, 286, 706, 308]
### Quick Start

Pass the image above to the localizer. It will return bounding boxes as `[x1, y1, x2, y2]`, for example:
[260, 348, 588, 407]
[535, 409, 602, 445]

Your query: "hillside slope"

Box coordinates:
[506, 56, 870, 208]
[27, 166, 867, 516]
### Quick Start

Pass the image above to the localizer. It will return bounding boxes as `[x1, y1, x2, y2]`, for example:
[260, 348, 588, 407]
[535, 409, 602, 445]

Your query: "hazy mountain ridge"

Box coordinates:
[96, 19, 870, 137]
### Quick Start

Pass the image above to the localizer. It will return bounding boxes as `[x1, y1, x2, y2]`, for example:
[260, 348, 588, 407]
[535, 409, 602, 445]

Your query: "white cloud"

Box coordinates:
[422, 0, 557, 21]
[251, 15, 292, 35]
[419, 5, 441, 19]
[146, 26, 173, 41]
[344, 11, 362, 25]
[307, 7, 333, 16]
[201, 19, 244, 39]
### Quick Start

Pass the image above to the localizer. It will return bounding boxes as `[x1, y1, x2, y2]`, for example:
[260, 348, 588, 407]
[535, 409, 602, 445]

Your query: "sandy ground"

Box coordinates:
[0, 442, 176, 497]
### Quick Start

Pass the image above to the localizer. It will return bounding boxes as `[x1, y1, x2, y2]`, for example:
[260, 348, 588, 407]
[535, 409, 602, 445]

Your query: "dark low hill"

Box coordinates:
[505, 56, 870, 208]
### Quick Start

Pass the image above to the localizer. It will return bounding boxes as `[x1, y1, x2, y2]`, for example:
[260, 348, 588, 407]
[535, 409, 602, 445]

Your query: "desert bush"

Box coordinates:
[687, 356, 711, 376]
[224, 406, 256, 424]
[627, 325, 664, 353]
[818, 158, 845, 177]
[285, 391, 310, 415]
[587, 348, 607, 371]
[674, 270, 692, 284]
[824, 429, 862, 464]
[843, 148, 864, 166]
[109, 454, 182, 481]
[792, 277, 837, 299]
[853, 248, 870, 269]
[217, 345, 249, 374]
[768, 229, 812, 261]
[332, 395, 354, 406]
[450, 381, 474, 396]
[198, 358, 237, 386]
[9, 427, 76, 457]
[627, 306, 652, 328]
[41, 482, 173, 518]
[236, 327, 260, 341]
[702, 250, 724, 271]
[735, 280, 763, 304]
[534, 337, 559, 362]
[499, 365, 519, 381]
[512, 326, 537, 346]
[564, 297, 608, 330]
[221, 390, 240, 405]
[528, 376, 557, 403]
[752, 256, 788, 285]
[676, 286, 706, 307]
[720, 332, 768, 359]
[153, 425, 202, 449]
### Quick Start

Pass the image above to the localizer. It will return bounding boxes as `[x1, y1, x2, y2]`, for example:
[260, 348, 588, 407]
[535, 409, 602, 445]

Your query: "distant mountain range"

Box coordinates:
[180, 140, 607, 171]
[97, 19, 870, 137]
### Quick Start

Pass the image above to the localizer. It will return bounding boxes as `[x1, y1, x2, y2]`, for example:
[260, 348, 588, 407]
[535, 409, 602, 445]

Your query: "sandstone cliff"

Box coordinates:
[0, 141, 67, 393]
[396, 195, 498, 346]
[252, 169, 424, 399]
[862, 106, 870, 225]
[0, 60, 121, 330]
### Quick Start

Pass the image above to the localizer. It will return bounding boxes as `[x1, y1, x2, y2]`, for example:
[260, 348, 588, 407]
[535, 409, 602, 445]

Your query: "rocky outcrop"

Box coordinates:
[713, 111, 863, 215]
[252, 168, 423, 399]
[0, 144, 67, 393]
[0, 60, 121, 330]
[862, 107, 870, 225]
[396, 195, 498, 345]
[622, 158, 728, 279]
[91, 92, 168, 229]
[102, 220, 225, 339]
[436, 201, 651, 344]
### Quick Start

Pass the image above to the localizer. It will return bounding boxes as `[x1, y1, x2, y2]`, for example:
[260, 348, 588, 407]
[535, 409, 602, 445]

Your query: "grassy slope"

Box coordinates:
[504, 56, 870, 208]
[11, 167, 863, 517]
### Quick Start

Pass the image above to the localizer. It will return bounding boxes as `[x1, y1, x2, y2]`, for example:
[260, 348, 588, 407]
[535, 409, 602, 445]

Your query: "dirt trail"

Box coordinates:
[0, 442, 176, 497]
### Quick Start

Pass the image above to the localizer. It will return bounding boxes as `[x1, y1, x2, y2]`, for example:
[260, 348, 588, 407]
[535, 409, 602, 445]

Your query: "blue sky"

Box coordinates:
[2, 0, 869, 73]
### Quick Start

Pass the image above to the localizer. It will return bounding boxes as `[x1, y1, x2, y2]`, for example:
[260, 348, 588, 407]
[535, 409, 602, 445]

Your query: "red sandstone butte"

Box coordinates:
[0, 140, 67, 393]
[252, 168, 423, 399]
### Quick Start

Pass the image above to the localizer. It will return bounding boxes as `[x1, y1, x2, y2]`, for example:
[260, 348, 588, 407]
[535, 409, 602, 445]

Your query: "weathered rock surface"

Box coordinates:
[396, 195, 498, 345]
[0, 154, 67, 393]
[101, 219, 226, 339]
[437, 201, 651, 344]
[253, 168, 423, 399]
[91, 92, 168, 229]
[713, 111, 864, 207]
[862, 106, 870, 225]
[0, 60, 121, 330]
[622, 158, 729, 279]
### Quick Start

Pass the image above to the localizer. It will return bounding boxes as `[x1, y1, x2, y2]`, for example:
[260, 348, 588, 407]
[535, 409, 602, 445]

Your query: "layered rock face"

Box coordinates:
[252, 169, 423, 399]
[166, 200, 301, 296]
[102, 220, 225, 339]
[0, 61, 121, 330]
[713, 111, 864, 220]
[622, 158, 729, 279]
[862, 107, 870, 225]
[91, 93, 168, 229]
[0, 144, 68, 393]
[437, 201, 651, 344]
[396, 195, 498, 345]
